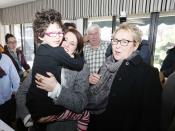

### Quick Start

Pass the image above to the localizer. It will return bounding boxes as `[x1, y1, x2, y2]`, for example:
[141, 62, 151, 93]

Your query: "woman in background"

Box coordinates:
[4, 33, 30, 80]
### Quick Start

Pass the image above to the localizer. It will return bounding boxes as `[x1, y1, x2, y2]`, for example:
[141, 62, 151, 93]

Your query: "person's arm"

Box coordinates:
[19, 50, 30, 71]
[36, 65, 90, 113]
[16, 71, 33, 127]
[53, 64, 89, 113]
[54, 47, 84, 71]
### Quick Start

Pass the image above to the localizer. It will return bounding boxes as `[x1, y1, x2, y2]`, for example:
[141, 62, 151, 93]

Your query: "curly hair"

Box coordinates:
[33, 9, 63, 38]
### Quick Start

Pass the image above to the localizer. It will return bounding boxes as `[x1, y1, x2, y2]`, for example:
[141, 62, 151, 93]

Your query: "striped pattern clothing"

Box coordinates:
[83, 41, 110, 74]
[55, 110, 90, 131]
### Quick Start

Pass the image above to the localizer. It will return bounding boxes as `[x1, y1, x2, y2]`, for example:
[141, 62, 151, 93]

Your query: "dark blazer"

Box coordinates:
[94, 55, 162, 131]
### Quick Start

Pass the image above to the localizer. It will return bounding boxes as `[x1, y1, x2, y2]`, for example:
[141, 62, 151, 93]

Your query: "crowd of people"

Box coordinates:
[0, 8, 175, 131]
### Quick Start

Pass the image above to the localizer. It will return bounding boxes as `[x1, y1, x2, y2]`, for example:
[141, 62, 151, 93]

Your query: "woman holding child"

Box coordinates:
[16, 9, 89, 131]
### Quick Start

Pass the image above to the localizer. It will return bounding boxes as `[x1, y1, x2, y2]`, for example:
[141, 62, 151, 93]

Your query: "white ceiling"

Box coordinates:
[0, 0, 35, 8]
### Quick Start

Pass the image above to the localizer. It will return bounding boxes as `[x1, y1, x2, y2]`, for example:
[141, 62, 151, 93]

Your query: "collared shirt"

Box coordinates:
[0, 54, 20, 105]
[83, 41, 110, 74]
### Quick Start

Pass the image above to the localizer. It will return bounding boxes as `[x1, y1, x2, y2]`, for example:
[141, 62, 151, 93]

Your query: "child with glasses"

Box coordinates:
[26, 9, 85, 129]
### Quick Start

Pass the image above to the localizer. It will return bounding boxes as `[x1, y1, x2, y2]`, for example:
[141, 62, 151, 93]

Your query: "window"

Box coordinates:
[4, 25, 10, 35]
[127, 15, 150, 40]
[14, 24, 22, 48]
[1, 25, 10, 45]
[88, 17, 112, 42]
[23, 23, 34, 67]
[154, 15, 175, 70]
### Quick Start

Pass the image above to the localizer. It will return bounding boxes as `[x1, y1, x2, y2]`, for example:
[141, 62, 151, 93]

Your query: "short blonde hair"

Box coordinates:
[113, 22, 142, 46]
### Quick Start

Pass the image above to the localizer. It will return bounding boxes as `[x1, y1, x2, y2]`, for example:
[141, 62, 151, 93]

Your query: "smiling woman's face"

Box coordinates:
[61, 32, 78, 56]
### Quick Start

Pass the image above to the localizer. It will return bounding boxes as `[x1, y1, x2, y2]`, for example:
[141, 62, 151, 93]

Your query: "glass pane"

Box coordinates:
[23, 23, 34, 67]
[154, 15, 175, 70]
[126, 17, 150, 40]
[4, 25, 10, 34]
[88, 17, 112, 42]
[14, 24, 22, 48]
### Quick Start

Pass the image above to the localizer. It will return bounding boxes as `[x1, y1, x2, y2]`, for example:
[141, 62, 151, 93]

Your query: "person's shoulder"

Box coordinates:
[37, 44, 64, 53]
[142, 62, 159, 76]
[131, 55, 158, 73]
[2, 53, 10, 59]
[167, 46, 175, 54]
[16, 47, 22, 52]
[83, 43, 92, 52]
[84, 43, 91, 48]
[1, 53, 13, 63]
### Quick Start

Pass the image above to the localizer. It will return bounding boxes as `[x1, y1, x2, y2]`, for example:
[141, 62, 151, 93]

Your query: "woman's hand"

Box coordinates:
[35, 72, 60, 92]
[37, 115, 57, 123]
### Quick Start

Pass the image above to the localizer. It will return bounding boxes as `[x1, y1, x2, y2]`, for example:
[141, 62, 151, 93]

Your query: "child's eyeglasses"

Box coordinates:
[45, 32, 64, 37]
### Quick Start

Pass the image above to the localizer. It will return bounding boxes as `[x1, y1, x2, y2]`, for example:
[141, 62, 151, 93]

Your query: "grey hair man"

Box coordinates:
[83, 24, 110, 85]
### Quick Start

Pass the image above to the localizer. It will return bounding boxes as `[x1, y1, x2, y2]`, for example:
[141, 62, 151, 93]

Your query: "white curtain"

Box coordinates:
[1, 0, 175, 25]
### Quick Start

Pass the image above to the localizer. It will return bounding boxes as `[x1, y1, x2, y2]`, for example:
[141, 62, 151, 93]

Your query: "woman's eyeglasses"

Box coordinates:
[45, 32, 64, 37]
[111, 38, 135, 46]
[8, 41, 17, 44]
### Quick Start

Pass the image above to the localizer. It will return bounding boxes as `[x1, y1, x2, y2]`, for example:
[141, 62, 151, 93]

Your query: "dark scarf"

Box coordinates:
[0, 53, 7, 78]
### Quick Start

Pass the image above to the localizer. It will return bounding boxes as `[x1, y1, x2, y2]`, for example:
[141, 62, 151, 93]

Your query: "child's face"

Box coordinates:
[41, 22, 63, 47]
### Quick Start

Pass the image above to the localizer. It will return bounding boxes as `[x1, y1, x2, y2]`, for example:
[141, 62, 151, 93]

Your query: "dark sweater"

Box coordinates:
[26, 44, 84, 120]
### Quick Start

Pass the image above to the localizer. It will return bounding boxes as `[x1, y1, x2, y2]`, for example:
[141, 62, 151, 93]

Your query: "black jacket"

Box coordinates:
[94, 55, 162, 131]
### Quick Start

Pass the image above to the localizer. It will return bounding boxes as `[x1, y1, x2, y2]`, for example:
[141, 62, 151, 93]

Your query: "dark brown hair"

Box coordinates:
[33, 9, 63, 38]
[64, 29, 84, 56]
[5, 33, 15, 44]
[63, 22, 76, 31]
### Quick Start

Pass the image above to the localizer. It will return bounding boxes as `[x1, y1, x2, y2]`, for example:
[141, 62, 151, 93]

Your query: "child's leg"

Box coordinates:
[77, 110, 90, 131]
[55, 110, 90, 131]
